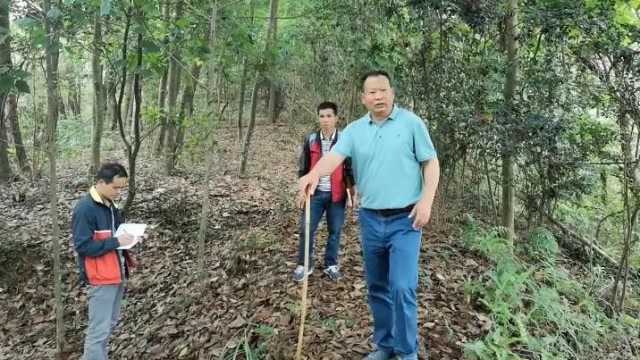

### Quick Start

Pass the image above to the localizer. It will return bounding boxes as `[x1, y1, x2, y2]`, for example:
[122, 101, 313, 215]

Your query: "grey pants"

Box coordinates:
[82, 284, 125, 360]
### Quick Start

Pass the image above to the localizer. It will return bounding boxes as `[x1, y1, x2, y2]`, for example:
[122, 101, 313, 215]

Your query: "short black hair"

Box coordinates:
[360, 70, 393, 90]
[96, 162, 128, 184]
[317, 101, 338, 116]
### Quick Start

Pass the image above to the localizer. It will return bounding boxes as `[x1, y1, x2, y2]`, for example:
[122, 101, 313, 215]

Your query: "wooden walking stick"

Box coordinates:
[295, 192, 311, 360]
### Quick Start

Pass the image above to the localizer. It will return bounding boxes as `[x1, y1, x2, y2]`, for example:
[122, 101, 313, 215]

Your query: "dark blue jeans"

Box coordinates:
[297, 191, 346, 268]
[359, 208, 422, 356]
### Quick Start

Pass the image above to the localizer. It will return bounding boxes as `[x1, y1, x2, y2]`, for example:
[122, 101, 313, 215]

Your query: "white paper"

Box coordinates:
[115, 223, 147, 249]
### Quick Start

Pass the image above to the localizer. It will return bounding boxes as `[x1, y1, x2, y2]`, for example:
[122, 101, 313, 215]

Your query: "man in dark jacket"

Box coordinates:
[294, 101, 356, 281]
[72, 163, 135, 360]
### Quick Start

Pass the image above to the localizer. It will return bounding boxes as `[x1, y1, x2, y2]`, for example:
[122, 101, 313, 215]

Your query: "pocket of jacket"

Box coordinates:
[85, 252, 121, 284]
[85, 229, 121, 284]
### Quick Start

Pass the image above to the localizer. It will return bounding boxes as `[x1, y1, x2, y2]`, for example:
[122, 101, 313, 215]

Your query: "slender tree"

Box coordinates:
[43, 0, 65, 354]
[0, 0, 13, 182]
[500, 0, 518, 241]
[90, 12, 105, 176]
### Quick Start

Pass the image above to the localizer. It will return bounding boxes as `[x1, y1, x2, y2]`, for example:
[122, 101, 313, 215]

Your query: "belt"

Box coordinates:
[365, 204, 414, 217]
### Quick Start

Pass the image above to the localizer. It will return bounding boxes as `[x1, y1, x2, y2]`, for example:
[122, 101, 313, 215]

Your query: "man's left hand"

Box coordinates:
[408, 199, 432, 229]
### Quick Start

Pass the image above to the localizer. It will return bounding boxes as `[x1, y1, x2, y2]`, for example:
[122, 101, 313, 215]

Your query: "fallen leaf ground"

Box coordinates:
[0, 123, 489, 359]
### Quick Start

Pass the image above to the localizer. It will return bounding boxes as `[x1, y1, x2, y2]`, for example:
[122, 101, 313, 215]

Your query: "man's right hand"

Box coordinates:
[117, 232, 135, 247]
[296, 192, 306, 209]
[298, 171, 320, 200]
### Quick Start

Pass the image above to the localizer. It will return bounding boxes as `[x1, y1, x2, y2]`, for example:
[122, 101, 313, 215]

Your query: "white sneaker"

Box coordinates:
[323, 265, 342, 281]
[293, 265, 314, 282]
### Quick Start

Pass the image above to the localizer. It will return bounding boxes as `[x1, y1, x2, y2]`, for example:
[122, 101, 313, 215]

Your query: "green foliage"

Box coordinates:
[0, 67, 30, 95]
[527, 227, 559, 263]
[463, 220, 513, 262]
[222, 324, 274, 360]
[462, 220, 631, 360]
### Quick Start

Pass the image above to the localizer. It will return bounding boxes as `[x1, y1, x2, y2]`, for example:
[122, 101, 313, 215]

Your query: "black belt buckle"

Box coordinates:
[376, 204, 414, 217]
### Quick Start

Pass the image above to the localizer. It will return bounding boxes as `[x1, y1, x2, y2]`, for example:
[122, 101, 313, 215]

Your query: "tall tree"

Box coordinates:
[43, 0, 64, 354]
[154, 68, 168, 154]
[236, 0, 255, 142]
[90, 12, 105, 176]
[112, 4, 146, 214]
[0, 0, 13, 183]
[500, 0, 518, 240]
[266, 0, 279, 123]
[239, 0, 278, 176]
[164, 0, 184, 173]
[197, 0, 219, 282]
[7, 94, 30, 173]
[154, 0, 170, 155]
[175, 62, 202, 161]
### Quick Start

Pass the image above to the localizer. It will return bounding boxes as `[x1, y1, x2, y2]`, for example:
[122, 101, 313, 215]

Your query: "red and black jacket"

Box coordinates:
[71, 187, 133, 286]
[298, 130, 354, 203]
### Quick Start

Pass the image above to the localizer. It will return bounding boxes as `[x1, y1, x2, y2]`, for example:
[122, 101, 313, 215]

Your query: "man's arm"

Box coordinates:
[343, 157, 357, 208]
[409, 157, 440, 229]
[298, 152, 345, 196]
[297, 135, 310, 178]
[72, 208, 120, 257]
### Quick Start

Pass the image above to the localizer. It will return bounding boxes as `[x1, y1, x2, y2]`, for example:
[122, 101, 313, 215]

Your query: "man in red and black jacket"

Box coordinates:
[294, 101, 356, 281]
[72, 163, 136, 360]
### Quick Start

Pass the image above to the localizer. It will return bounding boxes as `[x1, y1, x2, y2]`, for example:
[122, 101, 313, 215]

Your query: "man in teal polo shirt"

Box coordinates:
[298, 70, 440, 360]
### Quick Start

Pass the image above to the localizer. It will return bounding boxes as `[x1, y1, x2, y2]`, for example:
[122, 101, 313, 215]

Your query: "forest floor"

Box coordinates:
[1, 123, 496, 359]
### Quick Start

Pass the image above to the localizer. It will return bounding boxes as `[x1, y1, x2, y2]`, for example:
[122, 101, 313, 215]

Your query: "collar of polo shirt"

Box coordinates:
[368, 104, 400, 124]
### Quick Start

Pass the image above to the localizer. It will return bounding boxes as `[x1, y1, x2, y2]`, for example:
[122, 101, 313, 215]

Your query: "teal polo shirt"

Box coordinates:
[331, 106, 437, 209]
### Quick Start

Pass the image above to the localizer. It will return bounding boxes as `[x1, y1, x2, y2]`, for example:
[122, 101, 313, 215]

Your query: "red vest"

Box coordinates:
[309, 134, 346, 203]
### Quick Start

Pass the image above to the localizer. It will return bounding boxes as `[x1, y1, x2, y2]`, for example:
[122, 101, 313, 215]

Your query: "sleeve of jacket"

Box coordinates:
[343, 157, 355, 188]
[297, 134, 311, 178]
[72, 204, 119, 257]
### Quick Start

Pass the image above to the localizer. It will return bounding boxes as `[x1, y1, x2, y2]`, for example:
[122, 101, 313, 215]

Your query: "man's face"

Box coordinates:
[361, 75, 395, 119]
[96, 176, 128, 202]
[318, 108, 338, 132]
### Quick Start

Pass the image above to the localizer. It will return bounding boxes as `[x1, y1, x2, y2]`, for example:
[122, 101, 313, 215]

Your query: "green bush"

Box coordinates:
[462, 221, 631, 360]
[527, 227, 559, 264]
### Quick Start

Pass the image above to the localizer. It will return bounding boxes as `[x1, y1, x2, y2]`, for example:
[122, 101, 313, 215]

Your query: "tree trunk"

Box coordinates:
[154, 69, 169, 155]
[197, 0, 219, 282]
[57, 88, 66, 118]
[69, 75, 81, 116]
[31, 57, 43, 180]
[611, 107, 639, 313]
[237, 57, 249, 141]
[0, 0, 13, 182]
[154, 0, 171, 156]
[122, 21, 144, 214]
[0, 106, 11, 183]
[500, 0, 518, 241]
[7, 94, 30, 173]
[106, 70, 117, 131]
[268, 85, 281, 123]
[43, 0, 65, 355]
[236, 0, 254, 142]
[239, 78, 261, 176]
[90, 13, 105, 176]
[175, 62, 202, 161]
[239, 0, 278, 175]
[267, 0, 280, 128]
[164, 0, 184, 174]
[123, 76, 134, 133]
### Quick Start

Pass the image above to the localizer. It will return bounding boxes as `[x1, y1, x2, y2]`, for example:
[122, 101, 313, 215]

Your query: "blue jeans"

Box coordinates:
[297, 191, 346, 268]
[359, 208, 422, 356]
[83, 284, 125, 360]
